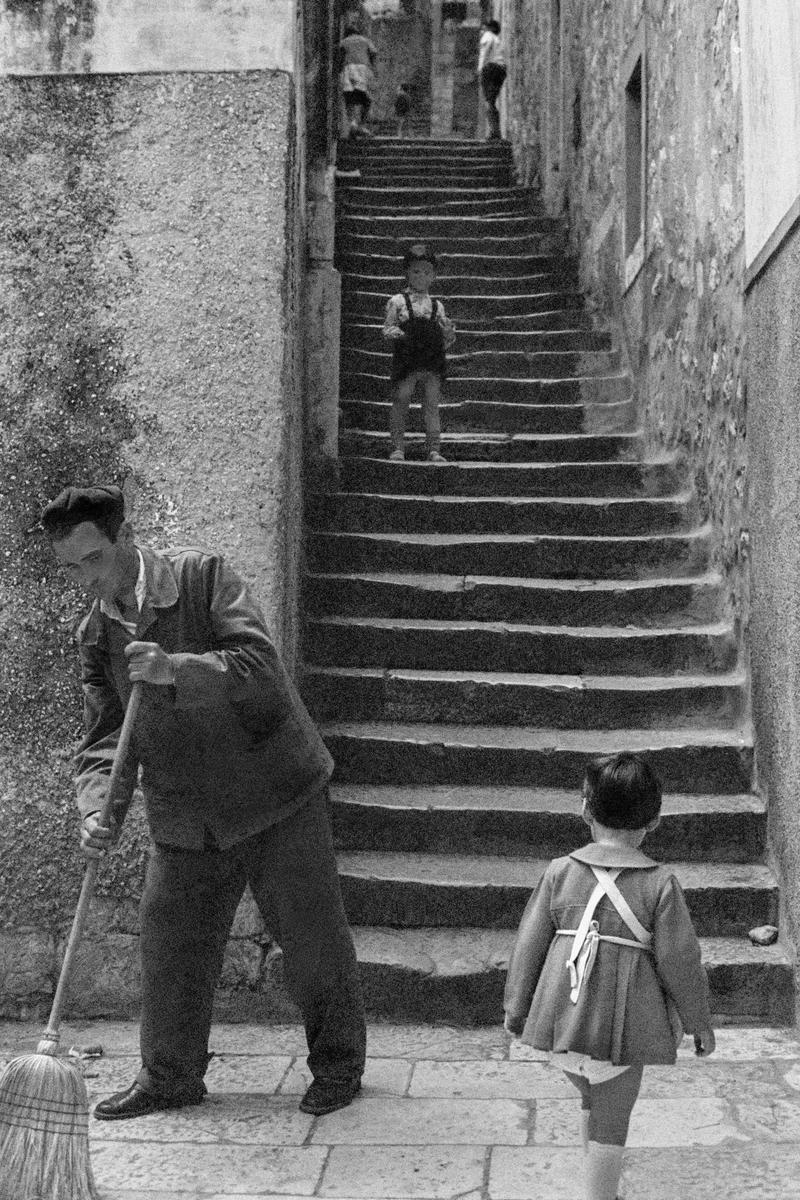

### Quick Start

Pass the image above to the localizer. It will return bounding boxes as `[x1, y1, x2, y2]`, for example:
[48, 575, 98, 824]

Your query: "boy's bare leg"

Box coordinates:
[390, 375, 416, 456]
[421, 373, 443, 457]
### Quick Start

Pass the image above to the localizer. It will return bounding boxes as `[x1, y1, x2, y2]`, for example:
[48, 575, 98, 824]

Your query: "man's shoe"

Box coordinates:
[299, 1078, 361, 1116]
[389, 449, 405, 462]
[93, 1081, 204, 1121]
[427, 450, 447, 463]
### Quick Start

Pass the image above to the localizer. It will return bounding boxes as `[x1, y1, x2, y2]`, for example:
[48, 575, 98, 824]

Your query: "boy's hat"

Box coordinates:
[42, 484, 125, 530]
[403, 242, 437, 269]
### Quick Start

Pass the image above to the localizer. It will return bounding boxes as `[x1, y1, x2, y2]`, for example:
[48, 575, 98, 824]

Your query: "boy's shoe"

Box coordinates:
[389, 449, 405, 461]
[427, 450, 447, 463]
[299, 1078, 361, 1115]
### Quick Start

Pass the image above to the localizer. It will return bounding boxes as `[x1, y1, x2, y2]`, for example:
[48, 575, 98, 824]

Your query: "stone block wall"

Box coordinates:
[747, 222, 800, 993]
[362, 1, 433, 133]
[506, 0, 748, 626]
[0, 2, 304, 1020]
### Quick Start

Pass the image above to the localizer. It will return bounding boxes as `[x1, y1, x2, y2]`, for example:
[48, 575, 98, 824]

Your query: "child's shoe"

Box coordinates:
[389, 449, 405, 462]
[427, 449, 446, 463]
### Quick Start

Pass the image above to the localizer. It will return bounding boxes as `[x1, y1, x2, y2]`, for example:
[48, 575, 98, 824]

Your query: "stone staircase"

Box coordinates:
[302, 137, 794, 1025]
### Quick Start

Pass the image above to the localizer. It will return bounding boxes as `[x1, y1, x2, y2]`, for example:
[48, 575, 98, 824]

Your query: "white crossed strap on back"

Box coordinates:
[558, 867, 652, 1004]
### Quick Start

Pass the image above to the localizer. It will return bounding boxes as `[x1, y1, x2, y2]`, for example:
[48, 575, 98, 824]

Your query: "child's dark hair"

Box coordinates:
[583, 752, 662, 829]
[486, 19, 501, 34]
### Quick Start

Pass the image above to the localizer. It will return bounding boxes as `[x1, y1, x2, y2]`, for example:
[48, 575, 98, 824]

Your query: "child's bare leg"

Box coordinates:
[390, 376, 416, 457]
[420, 373, 443, 458]
[565, 1066, 642, 1199]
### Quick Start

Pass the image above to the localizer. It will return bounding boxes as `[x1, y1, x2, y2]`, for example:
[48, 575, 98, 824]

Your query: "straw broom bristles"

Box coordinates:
[0, 1051, 99, 1200]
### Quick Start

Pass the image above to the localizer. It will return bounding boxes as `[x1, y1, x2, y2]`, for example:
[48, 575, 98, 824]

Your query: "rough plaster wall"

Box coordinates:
[748, 223, 800, 978]
[0, 71, 299, 1017]
[365, 6, 432, 131]
[508, 0, 748, 623]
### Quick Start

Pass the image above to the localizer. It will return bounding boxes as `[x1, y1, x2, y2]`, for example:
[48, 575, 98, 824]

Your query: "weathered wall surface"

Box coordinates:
[362, 2, 432, 133]
[0, 3, 303, 1019]
[507, 0, 748, 625]
[747, 224, 800, 988]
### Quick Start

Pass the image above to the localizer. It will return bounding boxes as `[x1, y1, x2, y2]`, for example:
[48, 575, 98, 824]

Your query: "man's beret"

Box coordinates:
[41, 484, 125, 530]
[403, 242, 437, 269]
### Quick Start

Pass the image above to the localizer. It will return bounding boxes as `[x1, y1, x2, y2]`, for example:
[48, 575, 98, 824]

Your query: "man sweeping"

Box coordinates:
[41, 485, 366, 1120]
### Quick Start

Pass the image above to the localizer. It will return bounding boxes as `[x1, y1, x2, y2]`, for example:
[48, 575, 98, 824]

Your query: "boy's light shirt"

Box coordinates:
[101, 549, 146, 634]
[384, 290, 456, 346]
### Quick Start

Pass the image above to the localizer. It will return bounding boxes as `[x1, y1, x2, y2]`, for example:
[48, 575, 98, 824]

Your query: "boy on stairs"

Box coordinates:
[504, 752, 716, 1200]
[383, 243, 456, 463]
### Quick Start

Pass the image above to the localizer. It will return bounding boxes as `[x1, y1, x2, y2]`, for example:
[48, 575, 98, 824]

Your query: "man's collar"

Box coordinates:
[138, 545, 179, 609]
[80, 546, 178, 644]
[571, 842, 658, 870]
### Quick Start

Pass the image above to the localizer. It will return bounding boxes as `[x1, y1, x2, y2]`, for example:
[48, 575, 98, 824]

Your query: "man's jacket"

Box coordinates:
[75, 545, 333, 849]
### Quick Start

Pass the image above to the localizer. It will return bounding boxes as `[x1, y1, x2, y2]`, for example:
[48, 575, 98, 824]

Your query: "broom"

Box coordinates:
[0, 682, 142, 1200]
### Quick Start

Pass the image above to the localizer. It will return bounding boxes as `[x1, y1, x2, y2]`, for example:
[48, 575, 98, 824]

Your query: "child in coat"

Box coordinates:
[383, 243, 456, 463]
[504, 752, 715, 1200]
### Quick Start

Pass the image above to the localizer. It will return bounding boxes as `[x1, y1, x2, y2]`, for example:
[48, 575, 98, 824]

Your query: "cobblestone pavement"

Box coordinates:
[2, 1021, 800, 1198]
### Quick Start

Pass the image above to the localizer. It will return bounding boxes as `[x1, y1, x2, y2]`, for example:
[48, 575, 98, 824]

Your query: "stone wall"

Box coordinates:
[362, 1, 432, 133]
[747, 222, 800, 1003]
[0, 2, 303, 1019]
[506, 0, 748, 626]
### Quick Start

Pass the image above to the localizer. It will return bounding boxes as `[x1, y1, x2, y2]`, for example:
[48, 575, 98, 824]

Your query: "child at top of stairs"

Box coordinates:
[504, 751, 716, 1200]
[382, 242, 456, 464]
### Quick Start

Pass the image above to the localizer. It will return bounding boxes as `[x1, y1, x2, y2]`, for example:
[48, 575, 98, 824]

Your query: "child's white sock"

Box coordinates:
[580, 1109, 590, 1151]
[585, 1141, 624, 1200]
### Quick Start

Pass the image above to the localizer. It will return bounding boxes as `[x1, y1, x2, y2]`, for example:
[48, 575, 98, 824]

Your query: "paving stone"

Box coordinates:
[308, 1097, 529, 1145]
[79, 1053, 295, 1098]
[362, 1022, 509, 1060]
[90, 1141, 327, 1194]
[532, 1096, 747, 1147]
[733, 1098, 800, 1141]
[622, 1145, 800, 1199]
[640, 1057, 787, 1101]
[319, 1144, 486, 1197]
[90, 1094, 312, 1144]
[710, 1025, 800, 1059]
[488, 1146, 584, 1199]
[279, 1056, 412, 1096]
[409, 1058, 573, 1098]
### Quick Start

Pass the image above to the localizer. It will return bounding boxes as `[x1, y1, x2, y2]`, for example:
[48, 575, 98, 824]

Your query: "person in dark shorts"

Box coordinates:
[382, 243, 456, 463]
[478, 18, 507, 140]
[339, 24, 377, 139]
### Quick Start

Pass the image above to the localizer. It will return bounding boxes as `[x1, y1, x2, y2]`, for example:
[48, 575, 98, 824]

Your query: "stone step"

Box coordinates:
[342, 348, 619, 380]
[305, 616, 736, 674]
[341, 198, 533, 218]
[322, 721, 752, 793]
[338, 170, 516, 188]
[340, 136, 513, 153]
[339, 396, 635, 436]
[344, 290, 584, 319]
[336, 456, 681, 497]
[304, 571, 725, 626]
[308, 492, 696, 537]
[343, 271, 578, 296]
[330, 785, 765, 864]
[338, 851, 774, 936]
[338, 234, 568, 257]
[350, 927, 794, 1024]
[342, 374, 630, 404]
[338, 183, 531, 203]
[304, 666, 746, 729]
[305, 527, 712, 579]
[338, 214, 563, 238]
[339, 252, 577, 279]
[337, 430, 644, 463]
[342, 325, 611, 352]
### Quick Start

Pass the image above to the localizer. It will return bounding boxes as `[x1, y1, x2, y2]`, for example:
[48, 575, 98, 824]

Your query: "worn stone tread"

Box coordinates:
[308, 665, 746, 691]
[339, 850, 775, 892]
[331, 784, 764, 816]
[350, 926, 792, 976]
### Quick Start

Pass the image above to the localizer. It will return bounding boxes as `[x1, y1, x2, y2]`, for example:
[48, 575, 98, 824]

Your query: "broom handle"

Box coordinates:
[41, 682, 143, 1043]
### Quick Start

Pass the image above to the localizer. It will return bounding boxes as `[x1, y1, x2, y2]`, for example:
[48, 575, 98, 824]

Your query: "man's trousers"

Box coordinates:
[135, 790, 366, 1097]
